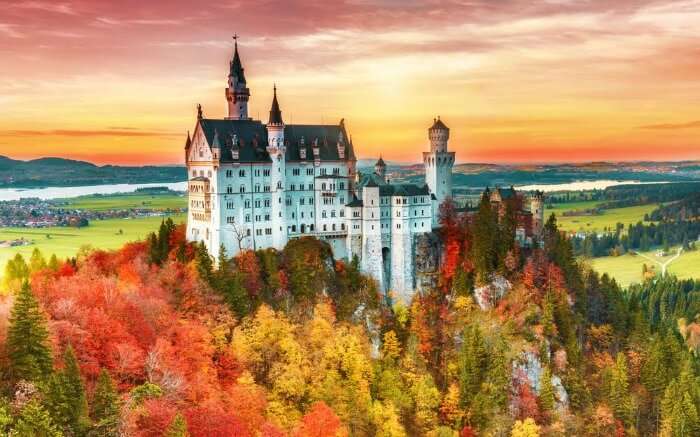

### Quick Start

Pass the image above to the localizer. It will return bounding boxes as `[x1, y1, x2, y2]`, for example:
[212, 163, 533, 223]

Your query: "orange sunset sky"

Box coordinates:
[1, 0, 699, 165]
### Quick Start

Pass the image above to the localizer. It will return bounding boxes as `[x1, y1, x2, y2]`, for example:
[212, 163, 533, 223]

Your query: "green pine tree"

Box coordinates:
[46, 345, 90, 436]
[458, 325, 487, 407]
[539, 366, 556, 414]
[48, 254, 60, 271]
[472, 191, 498, 284]
[91, 369, 121, 437]
[660, 372, 700, 437]
[609, 352, 634, 426]
[13, 400, 63, 437]
[6, 281, 54, 382]
[165, 413, 189, 437]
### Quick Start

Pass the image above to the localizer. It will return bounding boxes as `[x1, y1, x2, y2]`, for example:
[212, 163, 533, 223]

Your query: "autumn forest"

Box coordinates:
[1, 193, 699, 436]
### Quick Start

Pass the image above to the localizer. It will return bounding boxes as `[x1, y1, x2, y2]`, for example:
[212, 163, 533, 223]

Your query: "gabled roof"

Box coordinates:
[379, 183, 431, 197]
[284, 123, 356, 162]
[346, 194, 363, 207]
[195, 118, 356, 163]
[199, 119, 271, 163]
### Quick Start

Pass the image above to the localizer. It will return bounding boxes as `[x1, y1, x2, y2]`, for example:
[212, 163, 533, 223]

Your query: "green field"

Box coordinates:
[546, 202, 658, 233]
[56, 193, 187, 211]
[0, 214, 185, 271]
[591, 247, 700, 287]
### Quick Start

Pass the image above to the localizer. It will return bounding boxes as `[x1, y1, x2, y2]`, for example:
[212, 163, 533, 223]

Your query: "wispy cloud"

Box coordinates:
[640, 120, 700, 130]
[0, 23, 23, 38]
[2, 129, 180, 138]
[13, 1, 76, 15]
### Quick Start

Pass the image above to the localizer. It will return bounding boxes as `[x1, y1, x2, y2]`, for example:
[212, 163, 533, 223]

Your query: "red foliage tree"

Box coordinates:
[294, 402, 344, 437]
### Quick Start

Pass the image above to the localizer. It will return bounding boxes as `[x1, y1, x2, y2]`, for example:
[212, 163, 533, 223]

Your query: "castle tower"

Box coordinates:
[530, 190, 545, 238]
[267, 85, 287, 249]
[423, 116, 455, 215]
[361, 180, 384, 292]
[225, 38, 251, 120]
[375, 156, 387, 182]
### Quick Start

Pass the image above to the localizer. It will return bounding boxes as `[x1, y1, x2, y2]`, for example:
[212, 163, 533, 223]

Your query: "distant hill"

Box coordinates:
[0, 156, 186, 188]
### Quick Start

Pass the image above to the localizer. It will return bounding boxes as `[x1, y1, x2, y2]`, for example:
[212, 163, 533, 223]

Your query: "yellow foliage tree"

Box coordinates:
[511, 418, 540, 437]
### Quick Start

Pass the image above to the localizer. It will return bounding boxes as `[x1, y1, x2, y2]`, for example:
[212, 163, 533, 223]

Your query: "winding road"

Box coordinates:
[635, 247, 683, 276]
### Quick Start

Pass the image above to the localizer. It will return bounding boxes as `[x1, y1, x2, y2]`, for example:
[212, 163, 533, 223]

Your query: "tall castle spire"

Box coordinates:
[225, 35, 251, 120]
[268, 84, 283, 125]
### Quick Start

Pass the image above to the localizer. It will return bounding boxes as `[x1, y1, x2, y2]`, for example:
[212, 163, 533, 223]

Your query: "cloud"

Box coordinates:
[2, 129, 181, 138]
[13, 1, 76, 15]
[639, 120, 700, 130]
[0, 23, 23, 38]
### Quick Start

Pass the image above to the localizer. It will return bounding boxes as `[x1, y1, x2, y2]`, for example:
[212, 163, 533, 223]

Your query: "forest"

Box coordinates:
[0, 192, 699, 436]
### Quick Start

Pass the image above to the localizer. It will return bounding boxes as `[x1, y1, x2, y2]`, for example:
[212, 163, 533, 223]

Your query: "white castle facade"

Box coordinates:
[185, 42, 455, 300]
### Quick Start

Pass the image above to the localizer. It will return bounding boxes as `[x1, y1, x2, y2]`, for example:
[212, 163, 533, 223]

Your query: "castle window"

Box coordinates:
[255, 169, 260, 177]
[310, 224, 314, 231]
[240, 185, 245, 193]
[286, 198, 291, 206]
[306, 168, 313, 175]
[246, 229, 251, 236]
[339, 182, 344, 190]
[264, 169, 270, 176]
[290, 184, 295, 191]
[292, 225, 297, 232]
[277, 181, 282, 189]
[341, 223, 345, 230]
[255, 184, 260, 192]
[333, 168, 339, 175]
[245, 214, 251, 223]
[227, 202, 234, 209]
[239, 169, 245, 177]
[323, 224, 327, 231]
[292, 212, 295, 219]
[340, 210, 344, 217]
[265, 228, 272, 235]
[245, 200, 251, 208]
[320, 168, 327, 175]
[227, 217, 235, 224]
[322, 211, 327, 218]
[264, 185, 270, 192]
[308, 184, 313, 190]
[255, 215, 261, 222]
[309, 198, 314, 204]
[293, 168, 300, 176]
[264, 199, 270, 207]
[322, 183, 326, 190]
[256, 229, 262, 236]
[331, 210, 336, 218]
[300, 198, 305, 205]
[332, 224, 336, 231]
[227, 186, 233, 194]
[226, 170, 232, 177]
[265, 214, 270, 221]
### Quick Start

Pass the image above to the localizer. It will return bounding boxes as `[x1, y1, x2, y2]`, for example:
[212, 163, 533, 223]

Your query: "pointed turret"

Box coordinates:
[229, 39, 246, 84]
[268, 85, 283, 125]
[225, 36, 251, 120]
[184, 131, 191, 150]
[375, 155, 387, 181]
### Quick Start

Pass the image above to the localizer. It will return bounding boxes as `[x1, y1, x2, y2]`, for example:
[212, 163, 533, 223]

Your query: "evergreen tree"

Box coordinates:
[609, 352, 634, 426]
[6, 281, 53, 382]
[471, 191, 497, 284]
[165, 413, 189, 437]
[46, 345, 89, 436]
[91, 369, 121, 437]
[194, 241, 213, 284]
[29, 248, 47, 272]
[660, 371, 700, 437]
[538, 366, 556, 414]
[48, 254, 60, 271]
[458, 325, 487, 407]
[13, 400, 63, 437]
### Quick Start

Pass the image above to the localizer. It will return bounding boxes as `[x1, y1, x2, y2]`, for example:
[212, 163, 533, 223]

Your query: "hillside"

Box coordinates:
[1, 202, 699, 436]
[0, 156, 186, 188]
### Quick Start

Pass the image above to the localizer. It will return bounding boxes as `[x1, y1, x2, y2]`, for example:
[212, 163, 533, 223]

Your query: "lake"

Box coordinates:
[0, 181, 188, 201]
[516, 180, 671, 192]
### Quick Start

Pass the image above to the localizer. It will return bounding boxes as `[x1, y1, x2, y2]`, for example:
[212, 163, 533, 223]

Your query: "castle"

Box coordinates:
[184, 41, 541, 300]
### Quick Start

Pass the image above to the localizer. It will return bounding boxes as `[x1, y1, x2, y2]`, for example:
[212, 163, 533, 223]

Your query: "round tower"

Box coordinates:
[375, 156, 386, 182]
[225, 38, 251, 120]
[530, 190, 545, 237]
[428, 116, 449, 152]
[267, 85, 286, 249]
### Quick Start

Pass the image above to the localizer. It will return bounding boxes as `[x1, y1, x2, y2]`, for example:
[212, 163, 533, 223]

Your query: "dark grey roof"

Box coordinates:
[268, 86, 283, 125]
[196, 118, 356, 164]
[229, 42, 246, 83]
[346, 194, 363, 207]
[376, 156, 386, 167]
[497, 187, 517, 200]
[379, 183, 430, 197]
[199, 119, 271, 163]
[357, 172, 385, 188]
[284, 123, 356, 162]
[315, 174, 348, 179]
[430, 117, 448, 130]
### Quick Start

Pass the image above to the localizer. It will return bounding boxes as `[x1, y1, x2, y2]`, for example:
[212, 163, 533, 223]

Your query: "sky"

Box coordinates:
[1, 0, 699, 165]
